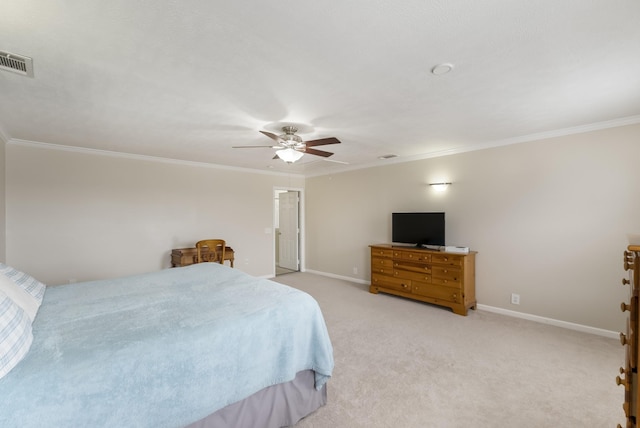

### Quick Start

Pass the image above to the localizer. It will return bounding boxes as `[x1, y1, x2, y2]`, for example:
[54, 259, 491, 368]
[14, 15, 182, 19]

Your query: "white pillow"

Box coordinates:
[0, 274, 40, 322]
[0, 290, 33, 379]
[0, 263, 46, 304]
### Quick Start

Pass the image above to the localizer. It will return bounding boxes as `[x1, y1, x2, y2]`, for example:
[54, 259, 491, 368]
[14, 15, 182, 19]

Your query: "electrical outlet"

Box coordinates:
[511, 293, 520, 305]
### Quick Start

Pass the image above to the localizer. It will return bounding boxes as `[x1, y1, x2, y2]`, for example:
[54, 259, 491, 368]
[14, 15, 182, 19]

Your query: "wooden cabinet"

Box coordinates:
[171, 247, 235, 268]
[618, 245, 640, 428]
[369, 244, 476, 316]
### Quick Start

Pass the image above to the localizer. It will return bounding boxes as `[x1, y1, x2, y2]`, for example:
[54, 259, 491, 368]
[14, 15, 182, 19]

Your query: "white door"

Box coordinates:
[278, 191, 299, 271]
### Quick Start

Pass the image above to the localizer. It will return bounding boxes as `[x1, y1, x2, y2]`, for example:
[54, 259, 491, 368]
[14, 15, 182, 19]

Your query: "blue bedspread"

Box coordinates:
[0, 263, 334, 427]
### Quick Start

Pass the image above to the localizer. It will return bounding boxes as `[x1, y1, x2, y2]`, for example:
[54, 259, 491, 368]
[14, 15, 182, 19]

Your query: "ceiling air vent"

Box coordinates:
[0, 51, 34, 77]
[378, 154, 397, 160]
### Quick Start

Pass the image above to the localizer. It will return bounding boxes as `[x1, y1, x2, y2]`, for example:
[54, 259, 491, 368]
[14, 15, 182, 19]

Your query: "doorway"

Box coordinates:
[274, 189, 301, 276]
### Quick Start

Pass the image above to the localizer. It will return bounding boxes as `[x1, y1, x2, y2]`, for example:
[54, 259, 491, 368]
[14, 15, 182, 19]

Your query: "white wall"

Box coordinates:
[5, 143, 303, 285]
[5, 125, 639, 332]
[305, 124, 640, 332]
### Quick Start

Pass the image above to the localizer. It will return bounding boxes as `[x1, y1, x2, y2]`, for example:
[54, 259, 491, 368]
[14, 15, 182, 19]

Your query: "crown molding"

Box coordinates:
[471, 114, 640, 152]
[402, 114, 640, 164]
[7, 138, 305, 178]
[6, 114, 640, 179]
[305, 114, 640, 178]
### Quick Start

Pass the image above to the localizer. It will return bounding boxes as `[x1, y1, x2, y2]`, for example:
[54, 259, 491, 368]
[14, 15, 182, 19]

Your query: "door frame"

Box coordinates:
[273, 186, 305, 276]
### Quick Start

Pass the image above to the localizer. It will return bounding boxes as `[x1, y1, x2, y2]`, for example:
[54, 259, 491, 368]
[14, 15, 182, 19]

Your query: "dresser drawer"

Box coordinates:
[394, 260, 432, 274]
[431, 277, 461, 287]
[431, 266, 461, 281]
[372, 257, 394, 269]
[371, 248, 394, 258]
[372, 274, 411, 292]
[395, 250, 431, 263]
[412, 282, 462, 303]
[393, 269, 431, 283]
[372, 265, 394, 275]
[431, 254, 463, 267]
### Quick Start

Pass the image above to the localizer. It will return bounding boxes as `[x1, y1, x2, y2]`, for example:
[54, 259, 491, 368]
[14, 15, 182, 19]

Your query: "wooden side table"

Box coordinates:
[171, 247, 235, 268]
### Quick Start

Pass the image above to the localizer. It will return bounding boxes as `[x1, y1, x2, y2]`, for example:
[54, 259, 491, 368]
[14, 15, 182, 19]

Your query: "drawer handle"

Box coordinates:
[622, 278, 630, 285]
[617, 367, 630, 388]
[443, 269, 448, 273]
[402, 283, 408, 289]
[621, 302, 630, 312]
[620, 332, 628, 346]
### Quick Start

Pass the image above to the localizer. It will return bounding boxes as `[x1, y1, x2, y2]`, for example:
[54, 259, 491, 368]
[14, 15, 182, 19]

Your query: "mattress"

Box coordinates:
[0, 263, 334, 427]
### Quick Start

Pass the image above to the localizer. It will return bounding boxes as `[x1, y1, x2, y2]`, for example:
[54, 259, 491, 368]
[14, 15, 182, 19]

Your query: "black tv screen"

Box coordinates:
[392, 212, 445, 247]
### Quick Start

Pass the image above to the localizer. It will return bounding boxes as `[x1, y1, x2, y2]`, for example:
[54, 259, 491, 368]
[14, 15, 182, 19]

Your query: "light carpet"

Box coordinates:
[274, 272, 624, 428]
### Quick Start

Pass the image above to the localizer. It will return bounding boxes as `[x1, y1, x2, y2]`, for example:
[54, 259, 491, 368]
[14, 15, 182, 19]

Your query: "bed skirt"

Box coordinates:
[185, 370, 327, 428]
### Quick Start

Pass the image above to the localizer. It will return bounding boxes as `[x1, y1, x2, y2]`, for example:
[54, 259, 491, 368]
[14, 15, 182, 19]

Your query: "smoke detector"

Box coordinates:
[0, 51, 34, 77]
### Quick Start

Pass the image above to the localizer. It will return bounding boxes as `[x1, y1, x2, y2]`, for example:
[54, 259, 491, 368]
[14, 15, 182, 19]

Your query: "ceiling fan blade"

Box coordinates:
[304, 147, 334, 158]
[232, 145, 283, 148]
[260, 131, 282, 142]
[304, 137, 341, 147]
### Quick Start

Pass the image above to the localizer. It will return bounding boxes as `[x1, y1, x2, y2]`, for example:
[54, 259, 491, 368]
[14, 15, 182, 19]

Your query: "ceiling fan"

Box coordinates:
[233, 126, 341, 163]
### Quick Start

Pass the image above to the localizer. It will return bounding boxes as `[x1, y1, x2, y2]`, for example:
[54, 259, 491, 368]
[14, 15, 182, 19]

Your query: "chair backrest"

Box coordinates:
[195, 239, 226, 264]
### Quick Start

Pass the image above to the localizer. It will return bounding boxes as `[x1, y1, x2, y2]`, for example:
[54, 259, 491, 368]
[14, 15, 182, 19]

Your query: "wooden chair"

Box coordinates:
[195, 239, 226, 264]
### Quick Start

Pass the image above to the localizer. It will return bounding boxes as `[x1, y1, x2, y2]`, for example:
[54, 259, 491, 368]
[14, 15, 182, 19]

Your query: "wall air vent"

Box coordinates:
[0, 51, 34, 77]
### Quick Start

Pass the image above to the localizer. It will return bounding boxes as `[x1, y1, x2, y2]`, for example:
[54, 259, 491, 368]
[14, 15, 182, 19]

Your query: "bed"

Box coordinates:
[0, 262, 334, 427]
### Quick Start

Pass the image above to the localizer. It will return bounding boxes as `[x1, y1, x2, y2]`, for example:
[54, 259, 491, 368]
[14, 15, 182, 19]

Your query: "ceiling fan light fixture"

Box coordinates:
[238, 125, 340, 162]
[276, 148, 304, 163]
[280, 133, 303, 145]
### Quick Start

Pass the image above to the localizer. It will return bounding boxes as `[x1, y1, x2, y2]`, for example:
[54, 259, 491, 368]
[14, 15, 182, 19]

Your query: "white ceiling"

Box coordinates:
[1, 1, 640, 176]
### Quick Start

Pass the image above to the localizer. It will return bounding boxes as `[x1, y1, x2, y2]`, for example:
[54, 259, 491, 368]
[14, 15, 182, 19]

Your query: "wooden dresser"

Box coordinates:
[619, 245, 640, 428]
[369, 244, 477, 316]
[171, 247, 235, 268]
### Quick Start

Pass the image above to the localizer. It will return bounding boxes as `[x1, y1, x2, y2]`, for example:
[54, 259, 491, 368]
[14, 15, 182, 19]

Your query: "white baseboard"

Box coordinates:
[476, 304, 619, 339]
[303, 269, 369, 285]
[303, 269, 619, 340]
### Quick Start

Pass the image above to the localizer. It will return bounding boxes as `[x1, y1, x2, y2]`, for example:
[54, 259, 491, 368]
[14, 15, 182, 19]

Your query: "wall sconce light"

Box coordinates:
[429, 182, 451, 192]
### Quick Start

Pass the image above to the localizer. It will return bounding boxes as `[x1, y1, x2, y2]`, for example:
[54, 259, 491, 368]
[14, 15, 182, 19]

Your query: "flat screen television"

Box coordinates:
[392, 212, 445, 247]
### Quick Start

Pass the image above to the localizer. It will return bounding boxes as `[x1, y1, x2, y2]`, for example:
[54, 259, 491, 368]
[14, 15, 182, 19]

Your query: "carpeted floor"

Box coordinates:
[274, 272, 624, 428]
[276, 265, 298, 276]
